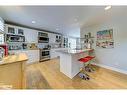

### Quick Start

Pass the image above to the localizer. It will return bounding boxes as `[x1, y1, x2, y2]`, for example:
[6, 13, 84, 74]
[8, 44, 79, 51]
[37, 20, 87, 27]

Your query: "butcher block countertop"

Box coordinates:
[0, 53, 28, 65]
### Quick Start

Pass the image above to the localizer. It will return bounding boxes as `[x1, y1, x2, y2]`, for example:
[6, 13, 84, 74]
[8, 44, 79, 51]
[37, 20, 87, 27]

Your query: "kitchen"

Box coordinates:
[0, 6, 127, 89]
[0, 14, 80, 88]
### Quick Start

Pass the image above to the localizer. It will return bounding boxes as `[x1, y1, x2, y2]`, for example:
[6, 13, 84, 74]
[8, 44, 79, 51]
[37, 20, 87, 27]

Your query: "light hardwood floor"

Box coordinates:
[26, 58, 127, 89]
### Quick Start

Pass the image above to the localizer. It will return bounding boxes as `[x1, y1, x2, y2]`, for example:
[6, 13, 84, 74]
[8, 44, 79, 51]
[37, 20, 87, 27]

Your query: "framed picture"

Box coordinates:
[96, 29, 114, 49]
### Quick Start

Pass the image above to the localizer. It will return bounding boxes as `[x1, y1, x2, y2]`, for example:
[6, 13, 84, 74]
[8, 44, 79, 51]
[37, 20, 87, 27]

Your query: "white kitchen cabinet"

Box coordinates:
[48, 33, 56, 43]
[5, 24, 17, 34]
[0, 34, 4, 44]
[50, 49, 59, 59]
[23, 50, 39, 64]
[9, 50, 39, 64]
[0, 17, 4, 33]
[5, 24, 25, 35]
[23, 28, 38, 43]
[50, 48, 67, 59]
[48, 33, 62, 43]
[5, 24, 38, 43]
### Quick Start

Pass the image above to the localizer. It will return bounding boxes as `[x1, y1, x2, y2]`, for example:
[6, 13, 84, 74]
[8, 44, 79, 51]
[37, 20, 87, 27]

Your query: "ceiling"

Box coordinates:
[0, 6, 126, 37]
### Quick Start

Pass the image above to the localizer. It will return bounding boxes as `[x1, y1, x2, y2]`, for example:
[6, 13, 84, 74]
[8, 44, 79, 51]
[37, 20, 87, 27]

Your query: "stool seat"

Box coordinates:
[78, 56, 95, 63]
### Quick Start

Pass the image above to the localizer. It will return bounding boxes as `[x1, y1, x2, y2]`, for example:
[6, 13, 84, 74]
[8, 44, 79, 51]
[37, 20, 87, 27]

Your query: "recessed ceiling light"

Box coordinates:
[74, 18, 78, 22]
[104, 5, 112, 10]
[32, 21, 36, 24]
[56, 28, 59, 30]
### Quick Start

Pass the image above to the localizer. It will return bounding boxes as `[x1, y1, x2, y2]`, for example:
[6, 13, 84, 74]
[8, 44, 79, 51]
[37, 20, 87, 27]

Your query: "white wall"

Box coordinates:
[80, 17, 127, 73]
[63, 27, 80, 37]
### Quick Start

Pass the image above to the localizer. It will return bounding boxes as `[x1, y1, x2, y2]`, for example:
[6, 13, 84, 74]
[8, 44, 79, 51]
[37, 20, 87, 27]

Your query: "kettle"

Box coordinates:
[0, 47, 4, 61]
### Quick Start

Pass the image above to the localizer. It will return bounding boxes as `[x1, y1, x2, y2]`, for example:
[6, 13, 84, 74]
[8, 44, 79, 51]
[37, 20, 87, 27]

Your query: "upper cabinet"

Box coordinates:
[48, 33, 62, 44]
[5, 24, 38, 43]
[0, 17, 4, 33]
[55, 34, 62, 43]
[23, 28, 38, 43]
[5, 24, 62, 44]
[7, 26, 16, 34]
[48, 33, 56, 43]
[5, 24, 24, 36]
[17, 28, 24, 35]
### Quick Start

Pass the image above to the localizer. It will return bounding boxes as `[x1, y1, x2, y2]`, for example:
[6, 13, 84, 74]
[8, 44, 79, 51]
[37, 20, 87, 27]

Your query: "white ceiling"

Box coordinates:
[0, 6, 126, 37]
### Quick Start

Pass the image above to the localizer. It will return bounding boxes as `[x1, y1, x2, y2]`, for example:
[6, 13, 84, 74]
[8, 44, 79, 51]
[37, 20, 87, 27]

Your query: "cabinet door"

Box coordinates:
[22, 50, 39, 64]
[0, 17, 4, 33]
[17, 28, 24, 35]
[6, 25, 16, 34]
[24, 28, 38, 43]
[48, 33, 56, 43]
[55, 34, 62, 43]
[29, 50, 39, 63]
[50, 49, 60, 59]
[5, 24, 25, 35]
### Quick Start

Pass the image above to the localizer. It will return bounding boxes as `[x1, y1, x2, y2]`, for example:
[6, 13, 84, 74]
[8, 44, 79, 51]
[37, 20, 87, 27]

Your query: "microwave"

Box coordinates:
[38, 32, 49, 43]
[6, 34, 25, 42]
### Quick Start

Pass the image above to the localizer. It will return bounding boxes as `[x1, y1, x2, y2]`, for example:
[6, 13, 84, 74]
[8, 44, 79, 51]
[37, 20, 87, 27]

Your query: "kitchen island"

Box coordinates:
[56, 49, 93, 79]
[0, 53, 28, 89]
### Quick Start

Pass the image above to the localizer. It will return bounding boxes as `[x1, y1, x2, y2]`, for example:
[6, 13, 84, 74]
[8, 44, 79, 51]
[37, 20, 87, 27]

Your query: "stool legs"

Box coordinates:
[78, 72, 90, 80]
[78, 62, 95, 80]
[78, 68, 90, 80]
[84, 61, 95, 72]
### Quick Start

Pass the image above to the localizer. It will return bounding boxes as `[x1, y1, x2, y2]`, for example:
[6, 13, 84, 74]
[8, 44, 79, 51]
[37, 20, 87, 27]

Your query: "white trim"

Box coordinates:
[94, 63, 127, 75]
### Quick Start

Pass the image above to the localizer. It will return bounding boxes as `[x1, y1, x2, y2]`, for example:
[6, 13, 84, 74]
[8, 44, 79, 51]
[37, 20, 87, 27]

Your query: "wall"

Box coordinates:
[80, 17, 127, 74]
[63, 27, 80, 37]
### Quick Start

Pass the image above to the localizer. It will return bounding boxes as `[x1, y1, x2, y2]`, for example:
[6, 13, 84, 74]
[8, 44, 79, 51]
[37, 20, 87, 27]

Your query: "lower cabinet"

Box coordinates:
[9, 50, 39, 64]
[50, 49, 59, 59]
[23, 50, 39, 64]
[50, 48, 67, 59]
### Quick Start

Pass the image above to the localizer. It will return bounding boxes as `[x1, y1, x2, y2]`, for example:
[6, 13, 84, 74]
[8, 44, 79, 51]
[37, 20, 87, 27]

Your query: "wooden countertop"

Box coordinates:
[0, 53, 28, 65]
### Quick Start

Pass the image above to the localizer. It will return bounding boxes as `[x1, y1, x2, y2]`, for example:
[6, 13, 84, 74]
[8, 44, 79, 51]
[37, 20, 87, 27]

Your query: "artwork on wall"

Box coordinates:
[96, 29, 114, 48]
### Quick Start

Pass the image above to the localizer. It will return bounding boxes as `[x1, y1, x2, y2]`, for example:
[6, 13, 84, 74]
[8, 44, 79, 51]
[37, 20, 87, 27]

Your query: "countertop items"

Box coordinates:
[0, 53, 28, 65]
[27, 43, 38, 50]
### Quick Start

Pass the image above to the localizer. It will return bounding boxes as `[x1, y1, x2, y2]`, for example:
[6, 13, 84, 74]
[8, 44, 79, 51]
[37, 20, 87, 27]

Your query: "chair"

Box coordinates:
[78, 56, 95, 80]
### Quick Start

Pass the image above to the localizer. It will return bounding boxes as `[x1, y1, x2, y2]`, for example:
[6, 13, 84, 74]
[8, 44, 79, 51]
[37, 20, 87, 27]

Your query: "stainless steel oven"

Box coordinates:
[40, 49, 50, 61]
[38, 37, 49, 43]
[6, 34, 25, 42]
[38, 32, 49, 43]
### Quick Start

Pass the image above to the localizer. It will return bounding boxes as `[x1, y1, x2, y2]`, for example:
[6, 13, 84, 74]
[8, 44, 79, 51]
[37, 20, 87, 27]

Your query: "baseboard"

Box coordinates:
[94, 63, 127, 75]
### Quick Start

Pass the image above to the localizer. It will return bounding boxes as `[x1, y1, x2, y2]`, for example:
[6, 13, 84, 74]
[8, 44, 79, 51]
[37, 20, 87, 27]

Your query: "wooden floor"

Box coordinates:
[26, 58, 127, 89]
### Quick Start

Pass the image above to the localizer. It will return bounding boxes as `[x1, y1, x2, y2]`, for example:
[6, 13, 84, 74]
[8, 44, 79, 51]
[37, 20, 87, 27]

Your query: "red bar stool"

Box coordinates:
[78, 56, 95, 80]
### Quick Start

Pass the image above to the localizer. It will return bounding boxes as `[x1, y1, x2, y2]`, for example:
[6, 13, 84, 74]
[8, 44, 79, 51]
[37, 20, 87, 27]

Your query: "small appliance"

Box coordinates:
[38, 32, 49, 43]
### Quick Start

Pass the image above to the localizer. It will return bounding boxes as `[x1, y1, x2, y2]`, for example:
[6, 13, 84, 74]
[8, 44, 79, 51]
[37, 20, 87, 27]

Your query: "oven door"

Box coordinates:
[40, 50, 50, 61]
[38, 37, 49, 43]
